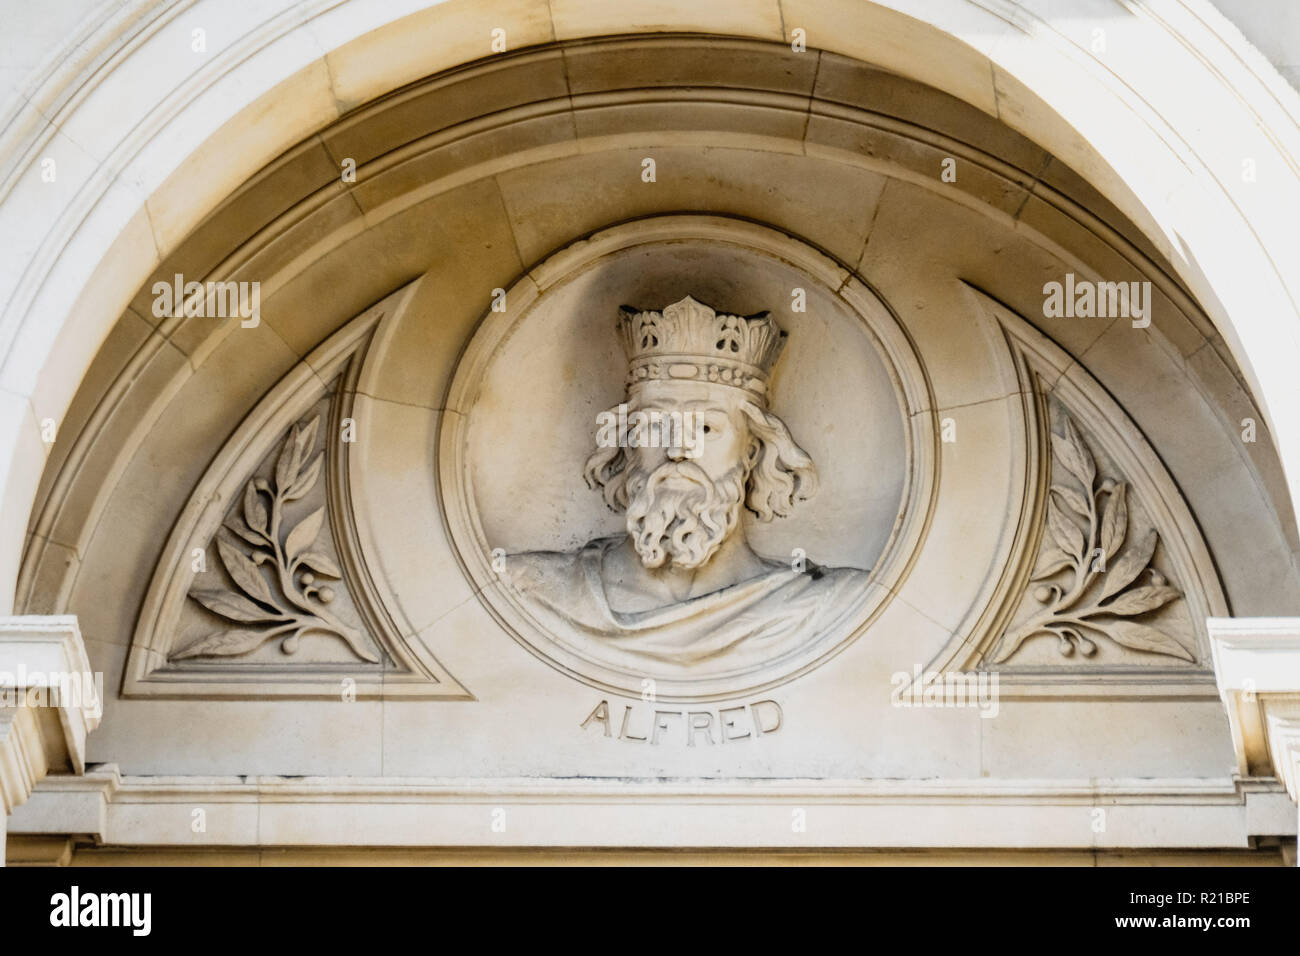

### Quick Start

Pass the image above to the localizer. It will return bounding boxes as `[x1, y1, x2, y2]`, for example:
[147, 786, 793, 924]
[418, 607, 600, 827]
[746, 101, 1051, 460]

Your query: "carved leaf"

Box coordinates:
[1046, 497, 1084, 561]
[275, 421, 303, 492]
[224, 518, 265, 547]
[284, 452, 322, 502]
[297, 550, 342, 578]
[327, 626, 381, 665]
[1098, 482, 1128, 560]
[172, 628, 275, 660]
[176, 413, 380, 668]
[295, 416, 319, 464]
[1051, 484, 1090, 519]
[1098, 529, 1157, 601]
[215, 535, 276, 607]
[190, 588, 274, 623]
[1031, 546, 1073, 580]
[1100, 585, 1180, 616]
[998, 408, 1191, 666]
[243, 481, 268, 535]
[990, 627, 1037, 664]
[1102, 620, 1194, 662]
[1054, 417, 1096, 493]
[284, 506, 324, 562]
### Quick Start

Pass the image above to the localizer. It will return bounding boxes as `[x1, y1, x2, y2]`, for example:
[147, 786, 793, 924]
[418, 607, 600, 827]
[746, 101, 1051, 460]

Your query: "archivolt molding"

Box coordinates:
[160, 48, 1210, 348]
[3, 0, 1299, 635]
[122, 283, 469, 699]
[24, 36, 1275, 628]
[7, 33, 1278, 713]
[933, 287, 1227, 698]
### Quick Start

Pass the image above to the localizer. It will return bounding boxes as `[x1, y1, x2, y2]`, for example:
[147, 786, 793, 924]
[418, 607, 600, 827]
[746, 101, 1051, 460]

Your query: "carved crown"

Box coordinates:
[617, 295, 787, 401]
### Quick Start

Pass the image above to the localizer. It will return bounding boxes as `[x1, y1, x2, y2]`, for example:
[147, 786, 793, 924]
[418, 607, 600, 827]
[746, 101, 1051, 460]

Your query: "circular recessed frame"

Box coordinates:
[438, 216, 936, 701]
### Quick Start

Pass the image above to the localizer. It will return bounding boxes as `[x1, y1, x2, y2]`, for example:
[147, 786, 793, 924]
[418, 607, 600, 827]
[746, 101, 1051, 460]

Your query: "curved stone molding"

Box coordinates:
[25, 35, 1288, 659]
[3, 3, 1299, 686]
[4, 3, 1300, 865]
[122, 286, 469, 699]
[933, 287, 1227, 698]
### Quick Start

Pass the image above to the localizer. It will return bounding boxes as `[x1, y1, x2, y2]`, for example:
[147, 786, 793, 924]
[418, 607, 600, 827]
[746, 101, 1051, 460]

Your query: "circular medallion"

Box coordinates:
[438, 216, 935, 701]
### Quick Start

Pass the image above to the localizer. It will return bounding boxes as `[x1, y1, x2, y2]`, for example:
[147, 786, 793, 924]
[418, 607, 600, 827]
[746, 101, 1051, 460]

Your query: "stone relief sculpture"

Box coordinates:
[176, 414, 379, 663]
[991, 410, 1193, 664]
[503, 295, 871, 671]
[124, 299, 470, 698]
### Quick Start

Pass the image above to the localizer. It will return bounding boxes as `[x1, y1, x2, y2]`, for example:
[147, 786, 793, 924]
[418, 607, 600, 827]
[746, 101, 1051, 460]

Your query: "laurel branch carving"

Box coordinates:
[991, 413, 1194, 664]
[173, 415, 378, 663]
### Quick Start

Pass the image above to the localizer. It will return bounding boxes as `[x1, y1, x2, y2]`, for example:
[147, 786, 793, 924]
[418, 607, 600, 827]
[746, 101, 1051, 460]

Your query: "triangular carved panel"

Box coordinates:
[123, 287, 469, 699]
[991, 400, 1201, 668]
[928, 286, 1226, 699]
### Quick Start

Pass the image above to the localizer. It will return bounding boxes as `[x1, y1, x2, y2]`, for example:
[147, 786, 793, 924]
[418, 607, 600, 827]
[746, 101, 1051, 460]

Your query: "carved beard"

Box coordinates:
[623, 459, 748, 570]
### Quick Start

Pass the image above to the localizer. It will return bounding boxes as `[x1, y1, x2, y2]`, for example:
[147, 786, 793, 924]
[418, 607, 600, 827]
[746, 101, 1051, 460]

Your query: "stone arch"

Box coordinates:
[6, 6, 1300, 861]
[20, 34, 1296, 641]
[3, 0, 1298, 626]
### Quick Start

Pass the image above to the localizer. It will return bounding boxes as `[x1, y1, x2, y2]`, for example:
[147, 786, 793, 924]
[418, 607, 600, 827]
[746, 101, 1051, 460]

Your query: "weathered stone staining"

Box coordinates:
[580, 699, 783, 744]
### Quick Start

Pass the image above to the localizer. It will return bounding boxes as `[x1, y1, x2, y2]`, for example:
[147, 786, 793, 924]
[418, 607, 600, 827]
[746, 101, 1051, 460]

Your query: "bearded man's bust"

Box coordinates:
[503, 296, 870, 675]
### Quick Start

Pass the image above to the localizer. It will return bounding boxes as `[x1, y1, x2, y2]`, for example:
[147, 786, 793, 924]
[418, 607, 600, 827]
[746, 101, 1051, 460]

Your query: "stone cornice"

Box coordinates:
[10, 764, 1294, 850]
[1209, 616, 1300, 803]
[0, 615, 101, 814]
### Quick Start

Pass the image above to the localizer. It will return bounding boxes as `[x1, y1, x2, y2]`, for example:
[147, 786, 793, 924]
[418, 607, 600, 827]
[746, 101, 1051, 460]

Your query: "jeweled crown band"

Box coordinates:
[627, 356, 769, 399]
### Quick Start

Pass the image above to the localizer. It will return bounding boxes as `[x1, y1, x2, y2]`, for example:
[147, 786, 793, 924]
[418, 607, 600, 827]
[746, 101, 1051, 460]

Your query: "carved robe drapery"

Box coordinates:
[505, 536, 869, 674]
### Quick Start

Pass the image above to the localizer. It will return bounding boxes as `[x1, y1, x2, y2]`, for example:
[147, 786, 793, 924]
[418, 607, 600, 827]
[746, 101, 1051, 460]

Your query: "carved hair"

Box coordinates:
[583, 398, 817, 520]
[737, 401, 818, 520]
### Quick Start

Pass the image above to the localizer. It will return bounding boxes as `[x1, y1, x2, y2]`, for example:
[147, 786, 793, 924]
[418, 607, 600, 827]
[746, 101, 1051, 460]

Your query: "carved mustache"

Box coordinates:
[641, 459, 712, 495]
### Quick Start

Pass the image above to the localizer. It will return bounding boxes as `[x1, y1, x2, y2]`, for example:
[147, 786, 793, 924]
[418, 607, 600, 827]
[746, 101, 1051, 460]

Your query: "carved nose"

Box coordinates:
[665, 443, 689, 461]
